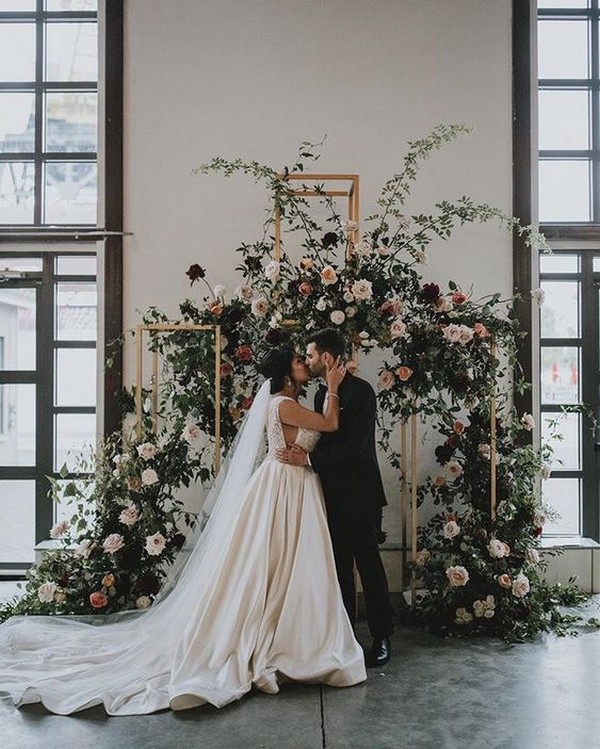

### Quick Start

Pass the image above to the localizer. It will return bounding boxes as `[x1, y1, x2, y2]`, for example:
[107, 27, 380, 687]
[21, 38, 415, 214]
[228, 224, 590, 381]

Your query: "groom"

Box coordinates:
[277, 328, 394, 667]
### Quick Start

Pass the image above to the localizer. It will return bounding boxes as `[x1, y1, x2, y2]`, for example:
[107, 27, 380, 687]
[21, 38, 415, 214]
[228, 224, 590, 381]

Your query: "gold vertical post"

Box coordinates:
[400, 420, 408, 591]
[151, 347, 159, 432]
[136, 325, 143, 440]
[214, 325, 222, 474]
[274, 205, 281, 262]
[490, 340, 497, 519]
[410, 412, 418, 605]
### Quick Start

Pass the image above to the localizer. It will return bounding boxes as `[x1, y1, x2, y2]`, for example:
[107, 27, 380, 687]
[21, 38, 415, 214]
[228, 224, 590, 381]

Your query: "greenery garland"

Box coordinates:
[1, 125, 590, 642]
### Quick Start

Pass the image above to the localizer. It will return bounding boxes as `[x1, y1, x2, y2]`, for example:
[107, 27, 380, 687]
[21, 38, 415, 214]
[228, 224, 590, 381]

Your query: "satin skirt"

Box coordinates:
[0, 459, 366, 715]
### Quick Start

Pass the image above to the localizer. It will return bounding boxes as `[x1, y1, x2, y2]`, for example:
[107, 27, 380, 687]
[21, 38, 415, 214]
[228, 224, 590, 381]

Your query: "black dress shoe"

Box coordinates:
[366, 637, 391, 667]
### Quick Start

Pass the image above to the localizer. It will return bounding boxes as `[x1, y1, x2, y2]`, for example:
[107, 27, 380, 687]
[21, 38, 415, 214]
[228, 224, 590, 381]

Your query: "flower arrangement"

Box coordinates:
[0, 125, 588, 640]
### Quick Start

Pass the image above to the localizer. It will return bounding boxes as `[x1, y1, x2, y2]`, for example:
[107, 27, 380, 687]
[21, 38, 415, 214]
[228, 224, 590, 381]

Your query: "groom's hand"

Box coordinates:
[276, 445, 309, 466]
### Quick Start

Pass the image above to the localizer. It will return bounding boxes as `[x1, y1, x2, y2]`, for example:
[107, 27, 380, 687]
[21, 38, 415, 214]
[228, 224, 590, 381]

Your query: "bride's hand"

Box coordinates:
[325, 356, 346, 392]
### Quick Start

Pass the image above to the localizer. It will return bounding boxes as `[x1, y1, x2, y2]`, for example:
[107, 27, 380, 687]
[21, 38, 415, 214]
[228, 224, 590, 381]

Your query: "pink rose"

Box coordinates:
[378, 370, 395, 391]
[473, 322, 490, 338]
[446, 566, 469, 587]
[298, 281, 313, 297]
[234, 345, 253, 362]
[90, 591, 109, 609]
[498, 574, 512, 589]
[452, 290, 468, 305]
[512, 573, 530, 598]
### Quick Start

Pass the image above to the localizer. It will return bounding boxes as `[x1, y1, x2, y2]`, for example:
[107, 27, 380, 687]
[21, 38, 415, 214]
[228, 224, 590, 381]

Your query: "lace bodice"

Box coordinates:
[267, 396, 320, 457]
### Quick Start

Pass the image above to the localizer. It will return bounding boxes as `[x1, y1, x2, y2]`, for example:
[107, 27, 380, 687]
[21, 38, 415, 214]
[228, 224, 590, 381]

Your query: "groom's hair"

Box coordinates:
[307, 328, 346, 359]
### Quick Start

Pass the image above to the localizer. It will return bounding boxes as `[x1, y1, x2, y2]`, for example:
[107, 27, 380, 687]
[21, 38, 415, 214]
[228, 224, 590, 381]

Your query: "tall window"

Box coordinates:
[538, 1, 600, 539]
[0, 0, 122, 574]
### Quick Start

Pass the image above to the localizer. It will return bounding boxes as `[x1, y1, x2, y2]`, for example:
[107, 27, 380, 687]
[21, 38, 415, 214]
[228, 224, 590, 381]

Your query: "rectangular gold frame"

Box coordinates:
[135, 324, 222, 472]
[274, 173, 360, 262]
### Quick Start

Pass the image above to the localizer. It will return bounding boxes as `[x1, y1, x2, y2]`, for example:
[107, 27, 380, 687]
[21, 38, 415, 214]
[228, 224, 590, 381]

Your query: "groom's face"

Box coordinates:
[305, 342, 327, 378]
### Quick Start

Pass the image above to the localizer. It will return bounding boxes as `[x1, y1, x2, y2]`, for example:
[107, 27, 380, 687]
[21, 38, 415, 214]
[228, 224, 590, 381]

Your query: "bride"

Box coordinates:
[0, 347, 366, 715]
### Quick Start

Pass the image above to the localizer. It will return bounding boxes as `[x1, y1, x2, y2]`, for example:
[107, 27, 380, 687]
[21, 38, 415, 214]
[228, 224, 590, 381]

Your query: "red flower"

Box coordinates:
[234, 345, 253, 363]
[241, 397, 254, 410]
[220, 362, 233, 378]
[89, 591, 108, 609]
[298, 281, 313, 297]
[452, 290, 468, 305]
[186, 264, 206, 283]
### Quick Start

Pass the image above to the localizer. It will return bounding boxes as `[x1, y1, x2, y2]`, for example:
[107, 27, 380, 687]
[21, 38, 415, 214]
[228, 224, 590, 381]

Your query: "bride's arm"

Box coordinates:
[278, 359, 345, 432]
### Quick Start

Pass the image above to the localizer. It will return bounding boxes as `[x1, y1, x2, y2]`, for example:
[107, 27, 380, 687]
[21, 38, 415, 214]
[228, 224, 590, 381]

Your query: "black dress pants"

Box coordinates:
[326, 506, 394, 639]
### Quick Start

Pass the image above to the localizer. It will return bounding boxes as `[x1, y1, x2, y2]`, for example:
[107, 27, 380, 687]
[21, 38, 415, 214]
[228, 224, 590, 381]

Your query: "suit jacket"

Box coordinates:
[310, 372, 387, 517]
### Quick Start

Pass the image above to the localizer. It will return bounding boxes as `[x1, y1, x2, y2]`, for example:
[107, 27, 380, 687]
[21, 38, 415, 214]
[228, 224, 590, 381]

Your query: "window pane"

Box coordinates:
[542, 478, 581, 535]
[0, 480, 35, 563]
[0, 257, 42, 273]
[539, 160, 591, 222]
[45, 0, 97, 9]
[540, 254, 579, 273]
[54, 412, 95, 471]
[539, 89, 589, 149]
[0, 384, 35, 465]
[0, 287, 36, 369]
[0, 92, 35, 153]
[55, 348, 96, 406]
[539, 0, 589, 6]
[540, 280, 580, 338]
[0, 161, 35, 224]
[45, 22, 98, 81]
[538, 20, 589, 79]
[542, 411, 580, 470]
[541, 346, 580, 403]
[45, 91, 97, 153]
[43, 161, 97, 224]
[0, 23, 36, 81]
[55, 254, 96, 275]
[55, 281, 96, 340]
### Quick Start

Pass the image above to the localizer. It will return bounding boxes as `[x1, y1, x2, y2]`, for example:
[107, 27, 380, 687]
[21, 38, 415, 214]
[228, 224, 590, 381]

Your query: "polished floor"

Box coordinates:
[1, 592, 600, 749]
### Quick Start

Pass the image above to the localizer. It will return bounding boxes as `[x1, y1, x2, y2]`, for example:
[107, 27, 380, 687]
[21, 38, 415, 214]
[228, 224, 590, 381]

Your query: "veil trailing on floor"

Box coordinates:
[0, 380, 273, 714]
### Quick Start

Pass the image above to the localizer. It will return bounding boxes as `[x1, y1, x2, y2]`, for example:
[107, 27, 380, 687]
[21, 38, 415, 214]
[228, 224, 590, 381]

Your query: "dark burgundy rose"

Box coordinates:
[322, 232, 339, 249]
[435, 443, 455, 465]
[473, 528, 488, 542]
[171, 533, 186, 551]
[244, 256, 262, 272]
[447, 435, 459, 449]
[137, 571, 161, 595]
[186, 264, 206, 283]
[287, 278, 300, 294]
[265, 328, 284, 345]
[421, 282, 440, 302]
[452, 372, 471, 393]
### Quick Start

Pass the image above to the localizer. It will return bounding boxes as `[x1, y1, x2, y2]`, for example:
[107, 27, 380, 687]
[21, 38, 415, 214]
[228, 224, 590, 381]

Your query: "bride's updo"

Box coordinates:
[257, 348, 295, 394]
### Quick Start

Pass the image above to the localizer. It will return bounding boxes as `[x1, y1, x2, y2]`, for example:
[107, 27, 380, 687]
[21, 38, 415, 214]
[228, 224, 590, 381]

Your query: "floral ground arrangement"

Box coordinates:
[0, 125, 590, 641]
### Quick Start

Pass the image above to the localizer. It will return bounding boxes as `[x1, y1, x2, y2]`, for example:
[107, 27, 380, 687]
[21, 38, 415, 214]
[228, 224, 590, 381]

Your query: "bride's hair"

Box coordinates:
[257, 348, 295, 394]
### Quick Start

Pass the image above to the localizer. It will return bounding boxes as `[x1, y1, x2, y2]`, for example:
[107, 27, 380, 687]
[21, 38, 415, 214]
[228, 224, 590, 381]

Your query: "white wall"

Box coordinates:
[122, 0, 514, 557]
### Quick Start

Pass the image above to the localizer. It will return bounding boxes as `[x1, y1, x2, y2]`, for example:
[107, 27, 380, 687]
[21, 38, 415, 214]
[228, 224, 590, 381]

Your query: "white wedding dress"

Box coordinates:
[0, 388, 366, 715]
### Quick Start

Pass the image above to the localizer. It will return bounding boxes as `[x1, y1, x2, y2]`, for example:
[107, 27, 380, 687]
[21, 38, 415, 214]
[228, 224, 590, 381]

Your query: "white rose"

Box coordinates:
[478, 443, 491, 460]
[415, 548, 431, 566]
[102, 533, 125, 554]
[353, 238, 373, 257]
[457, 325, 474, 344]
[443, 520, 461, 539]
[119, 503, 140, 527]
[520, 413, 535, 431]
[37, 581, 58, 603]
[182, 422, 202, 446]
[213, 284, 227, 299]
[444, 460, 463, 480]
[136, 442, 158, 460]
[446, 565, 469, 587]
[113, 454, 124, 466]
[315, 297, 327, 311]
[135, 595, 152, 609]
[512, 573, 531, 598]
[454, 607, 473, 624]
[487, 538, 507, 559]
[236, 285, 255, 303]
[442, 324, 462, 343]
[264, 260, 280, 281]
[73, 539, 93, 558]
[534, 509, 547, 528]
[341, 219, 358, 235]
[343, 290, 355, 303]
[141, 468, 159, 486]
[473, 595, 496, 619]
[145, 532, 167, 556]
[390, 317, 407, 340]
[378, 245, 392, 256]
[435, 296, 454, 313]
[350, 279, 373, 301]
[346, 306, 357, 318]
[531, 288, 545, 306]
[330, 310, 345, 326]
[526, 548, 540, 565]
[49, 520, 69, 539]
[251, 296, 269, 317]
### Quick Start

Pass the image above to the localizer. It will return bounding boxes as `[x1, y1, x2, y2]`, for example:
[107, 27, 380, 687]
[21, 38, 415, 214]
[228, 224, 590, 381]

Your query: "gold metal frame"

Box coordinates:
[273, 173, 360, 262]
[135, 323, 222, 472]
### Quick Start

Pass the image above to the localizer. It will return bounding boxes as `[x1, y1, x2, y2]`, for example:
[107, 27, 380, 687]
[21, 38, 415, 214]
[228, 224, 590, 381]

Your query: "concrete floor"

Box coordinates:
[1, 592, 600, 749]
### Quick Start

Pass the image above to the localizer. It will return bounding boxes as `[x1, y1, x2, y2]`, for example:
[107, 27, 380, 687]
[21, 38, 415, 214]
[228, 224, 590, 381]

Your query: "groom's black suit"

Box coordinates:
[310, 372, 393, 639]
